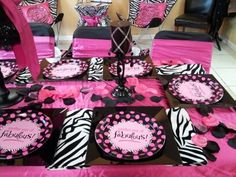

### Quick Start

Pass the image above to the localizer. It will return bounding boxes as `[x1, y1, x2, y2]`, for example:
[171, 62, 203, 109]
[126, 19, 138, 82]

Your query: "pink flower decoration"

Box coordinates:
[38, 89, 57, 101]
[126, 77, 139, 86]
[202, 115, 220, 127]
[192, 134, 207, 147]
[224, 122, 236, 131]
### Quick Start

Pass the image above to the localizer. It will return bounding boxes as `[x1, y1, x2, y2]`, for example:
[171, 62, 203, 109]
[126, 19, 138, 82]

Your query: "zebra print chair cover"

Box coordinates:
[128, 0, 177, 27]
[19, 0, 58, 20]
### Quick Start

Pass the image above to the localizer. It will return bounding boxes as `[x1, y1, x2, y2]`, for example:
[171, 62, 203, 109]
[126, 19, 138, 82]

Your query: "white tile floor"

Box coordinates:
[58, 40, 236, 100]
[211, 43, 236, 100]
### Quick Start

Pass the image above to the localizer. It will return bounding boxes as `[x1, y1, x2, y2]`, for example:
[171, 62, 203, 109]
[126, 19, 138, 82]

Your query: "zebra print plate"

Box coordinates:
[95, 111, 166, 161]
[0, 110, 53, 160]
[168, 75, 224, 104]
[109, 59, 153, 77]
[43, 59, 89, 80]
[0, 61, 18, 79]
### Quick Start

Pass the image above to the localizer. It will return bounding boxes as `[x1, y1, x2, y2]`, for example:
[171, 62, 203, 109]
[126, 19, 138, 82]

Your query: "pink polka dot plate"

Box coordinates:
[95, 111, 166, 161]
[0, 110, 53, 160]
[0, 61, 18, 79]
[109, 59, 153, 77]
[43, 59, 89, 80]
[168, 75, 224, 104]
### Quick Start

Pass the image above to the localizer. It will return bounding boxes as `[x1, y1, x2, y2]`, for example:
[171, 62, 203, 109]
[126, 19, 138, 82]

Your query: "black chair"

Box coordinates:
[209, 0, 230, 51]
[175, 0, 216, 32]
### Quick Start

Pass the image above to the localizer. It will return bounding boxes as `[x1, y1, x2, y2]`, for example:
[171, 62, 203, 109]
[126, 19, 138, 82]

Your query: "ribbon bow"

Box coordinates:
[82, 15, 101, 26]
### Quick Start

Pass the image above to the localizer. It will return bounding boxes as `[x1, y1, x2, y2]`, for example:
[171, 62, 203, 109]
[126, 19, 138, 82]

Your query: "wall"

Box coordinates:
[57, 0, 184, 37]
[58, 0, 236, 47]
[220, 17, 236, 47]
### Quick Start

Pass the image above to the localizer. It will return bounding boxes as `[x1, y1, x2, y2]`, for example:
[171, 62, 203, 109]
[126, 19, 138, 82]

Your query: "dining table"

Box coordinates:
[0, 56, 236, 177]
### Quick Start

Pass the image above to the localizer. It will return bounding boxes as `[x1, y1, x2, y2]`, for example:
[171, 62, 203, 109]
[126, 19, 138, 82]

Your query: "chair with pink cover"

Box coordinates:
[151, 30, 213, 73]
[0, 0, 64, 60]
[72, 26, 112, 58]
[116, 0, 177, 43]
[0, 23, 55, 60]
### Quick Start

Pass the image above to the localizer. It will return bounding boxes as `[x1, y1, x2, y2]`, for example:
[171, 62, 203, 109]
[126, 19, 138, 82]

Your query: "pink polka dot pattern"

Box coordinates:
[109, 59, 153, 77]
[43, 59, 89, 80]
[95, 111, 166, 161]
[168, 75, 224, 105]
[0, 110, 53, 160]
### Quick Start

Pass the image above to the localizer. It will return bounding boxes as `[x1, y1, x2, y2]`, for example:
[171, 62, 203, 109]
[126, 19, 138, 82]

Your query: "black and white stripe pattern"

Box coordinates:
[75, 4, 110, 26]
[14, 67, 32, 85]
[129, 0, 177, 25]
[48, 109, 93, 169]
[156, 64, 206, 75]
[167, 108, 207, 165]
[88, 57, 103, 81]
[20, 0, 58, 20]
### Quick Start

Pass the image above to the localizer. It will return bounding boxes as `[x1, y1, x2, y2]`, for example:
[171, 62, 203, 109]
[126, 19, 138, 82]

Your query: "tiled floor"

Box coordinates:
[58, 40, 236, 100]
[211, 43, 236, 100]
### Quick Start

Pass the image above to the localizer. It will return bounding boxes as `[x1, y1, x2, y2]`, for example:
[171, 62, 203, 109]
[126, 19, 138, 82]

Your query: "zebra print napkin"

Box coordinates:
[48, 109, 93, 169]
[167, 108, 207, 165]
[156, 64, 206, 75]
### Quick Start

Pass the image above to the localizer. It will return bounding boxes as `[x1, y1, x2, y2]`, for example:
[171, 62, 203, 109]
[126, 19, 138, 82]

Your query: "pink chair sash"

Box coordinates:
[72, 38, 114, 58]
[151, 39, 213, 73]
[0, 36, 55, 59]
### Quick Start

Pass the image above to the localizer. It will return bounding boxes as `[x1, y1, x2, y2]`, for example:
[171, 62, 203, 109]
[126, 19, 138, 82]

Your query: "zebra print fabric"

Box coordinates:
[14, 67, 32, 85]
[88, 57, 104, 81]
[167, 108, 207, 165]
[20, 0, 58, 20]
[156, 64, 206, 75]
[129, 0, 177, 25]
[48, 108, 93, 169]
[75, 4, 110, 26]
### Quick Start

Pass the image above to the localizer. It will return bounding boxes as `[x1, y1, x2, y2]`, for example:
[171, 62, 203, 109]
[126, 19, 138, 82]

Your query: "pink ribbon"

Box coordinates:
[82, 15, 102, 26]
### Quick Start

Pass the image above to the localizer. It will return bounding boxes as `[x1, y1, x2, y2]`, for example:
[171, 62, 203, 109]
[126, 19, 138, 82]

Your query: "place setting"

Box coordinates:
[85, 106, 182, 165]
[0, 108, 67, 166]
[40, 58, 90, 81]
[103, 56, 156, 81]
[158, 74, 235, 108]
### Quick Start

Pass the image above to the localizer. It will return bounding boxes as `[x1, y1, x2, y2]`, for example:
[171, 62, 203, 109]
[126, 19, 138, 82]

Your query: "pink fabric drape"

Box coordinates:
[0, 0, 40, 80]
[151, 39, 213, 73]
[0, 36, 55, 59]
[72, 38, 114, 58]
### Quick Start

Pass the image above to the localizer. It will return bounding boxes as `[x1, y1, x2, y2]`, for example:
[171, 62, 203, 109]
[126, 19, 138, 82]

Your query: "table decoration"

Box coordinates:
[0, 61, 18, 79]
[168, 75, 224, 104]
[109, 58, 153, 77]
[0, 109, 53, 160]
[95, 111, 166, 160]
[158, 74, 235, 108]
[0, 2, 40, 108]
[103, 56, 156, 81]
[42, 59, 89, 80]
[85, 107, 182, 165]
[109, 20, 133, 97]
[0, 108, 67, 166]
